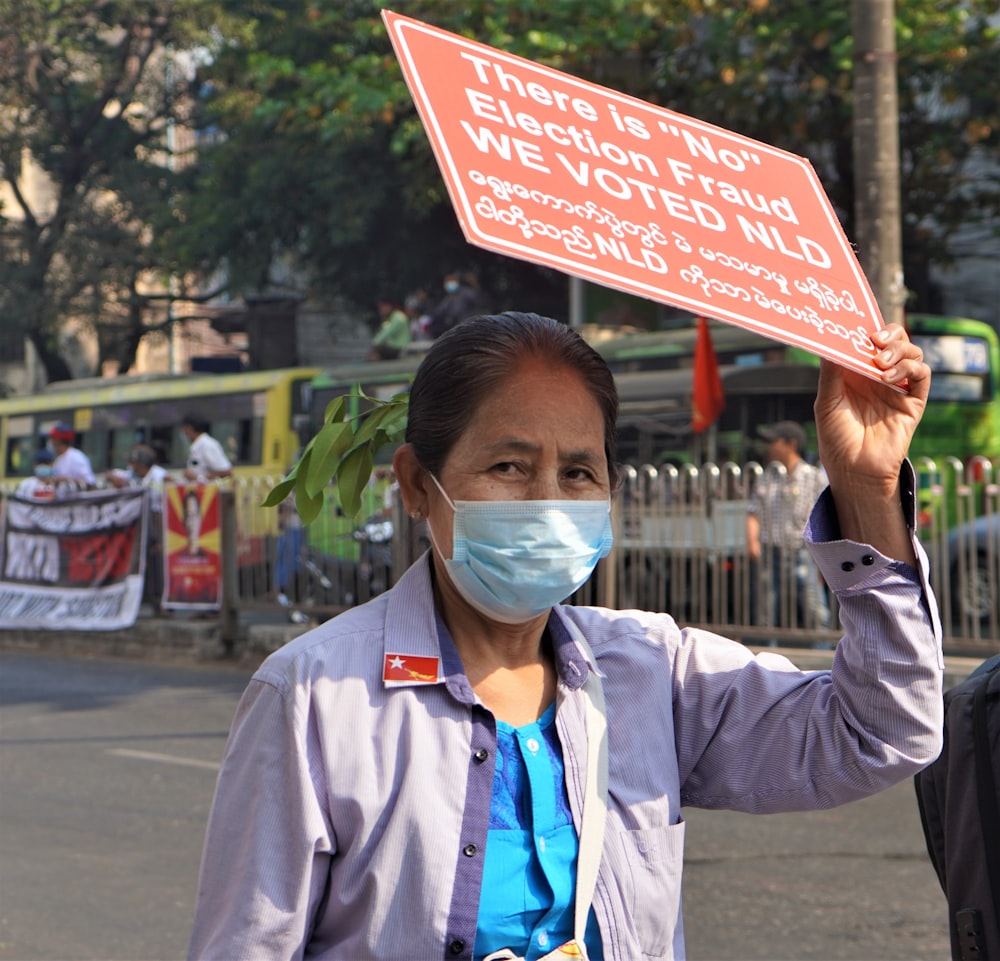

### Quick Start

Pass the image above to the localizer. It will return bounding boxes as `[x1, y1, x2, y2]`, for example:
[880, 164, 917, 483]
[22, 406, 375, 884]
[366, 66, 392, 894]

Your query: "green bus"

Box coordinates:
[905, 314, 1000, 467]
[306, 313, 1000, 470]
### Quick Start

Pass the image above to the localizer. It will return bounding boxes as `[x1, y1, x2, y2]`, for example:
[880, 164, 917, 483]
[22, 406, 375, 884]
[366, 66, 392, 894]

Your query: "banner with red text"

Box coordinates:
[384, 11, 888, 383]
[0, 488, 148, 630]
[162, 484, 222, 610]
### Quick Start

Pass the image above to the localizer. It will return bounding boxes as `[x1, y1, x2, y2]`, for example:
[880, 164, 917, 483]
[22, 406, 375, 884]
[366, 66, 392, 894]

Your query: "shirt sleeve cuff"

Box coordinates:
[803, 460, 921, 591]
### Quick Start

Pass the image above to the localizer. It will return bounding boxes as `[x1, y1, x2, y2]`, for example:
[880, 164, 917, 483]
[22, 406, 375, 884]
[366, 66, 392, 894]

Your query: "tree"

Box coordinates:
[186, 0, 999, 322]
[176, 0, 675, 321]
[0, 0, 224, 381]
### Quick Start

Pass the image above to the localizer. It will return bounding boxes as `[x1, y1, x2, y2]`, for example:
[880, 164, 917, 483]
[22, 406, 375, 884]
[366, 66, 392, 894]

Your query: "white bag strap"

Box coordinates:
[573, 634, 609, 951]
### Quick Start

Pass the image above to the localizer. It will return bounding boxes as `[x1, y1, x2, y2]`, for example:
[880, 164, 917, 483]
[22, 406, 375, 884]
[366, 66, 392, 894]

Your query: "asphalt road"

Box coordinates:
[0, 650, 951, 961]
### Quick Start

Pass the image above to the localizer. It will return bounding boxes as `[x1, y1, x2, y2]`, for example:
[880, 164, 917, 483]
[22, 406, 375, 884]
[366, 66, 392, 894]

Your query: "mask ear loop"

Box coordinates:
[427, 473, 457, 510]
[424, 474, 456, 563]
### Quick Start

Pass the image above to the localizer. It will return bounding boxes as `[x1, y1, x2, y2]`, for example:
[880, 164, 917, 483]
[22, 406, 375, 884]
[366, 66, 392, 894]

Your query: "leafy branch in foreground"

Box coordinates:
[262, 387, 410, 524]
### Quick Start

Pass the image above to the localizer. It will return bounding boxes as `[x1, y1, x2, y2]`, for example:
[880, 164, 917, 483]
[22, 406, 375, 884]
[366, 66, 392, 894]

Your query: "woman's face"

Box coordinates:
[426, 356, 610, 557]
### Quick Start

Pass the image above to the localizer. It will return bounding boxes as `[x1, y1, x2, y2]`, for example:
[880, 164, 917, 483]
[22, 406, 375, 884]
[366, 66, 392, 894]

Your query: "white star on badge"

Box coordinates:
[389, 656, 405, 669]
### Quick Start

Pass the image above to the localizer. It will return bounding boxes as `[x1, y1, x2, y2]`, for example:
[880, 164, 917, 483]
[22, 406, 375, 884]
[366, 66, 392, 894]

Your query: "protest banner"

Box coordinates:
[162, 483, 222, 610]
[0, 488, 148, 630]
[383, 11, 889, 384]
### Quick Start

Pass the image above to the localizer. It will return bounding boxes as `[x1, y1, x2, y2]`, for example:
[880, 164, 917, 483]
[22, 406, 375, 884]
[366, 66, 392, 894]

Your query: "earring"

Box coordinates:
[410, 509, 423, 520]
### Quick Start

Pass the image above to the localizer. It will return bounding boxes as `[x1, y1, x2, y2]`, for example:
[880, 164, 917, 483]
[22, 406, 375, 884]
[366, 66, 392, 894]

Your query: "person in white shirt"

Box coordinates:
[48, 422, 96, 489]
[106, 444, 168, 513]
[180, 415, 233, 482]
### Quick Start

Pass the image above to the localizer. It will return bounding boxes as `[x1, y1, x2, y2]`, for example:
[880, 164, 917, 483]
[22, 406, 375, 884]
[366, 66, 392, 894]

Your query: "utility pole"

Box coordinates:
[851, 0, 906, 326]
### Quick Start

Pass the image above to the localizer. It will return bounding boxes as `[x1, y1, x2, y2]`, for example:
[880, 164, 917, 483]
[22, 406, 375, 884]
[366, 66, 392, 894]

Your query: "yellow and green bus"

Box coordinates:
[0, 366, 318, 484]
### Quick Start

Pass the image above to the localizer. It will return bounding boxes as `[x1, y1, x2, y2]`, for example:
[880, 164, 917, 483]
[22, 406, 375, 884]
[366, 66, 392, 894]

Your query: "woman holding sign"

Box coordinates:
[189, 312, 941, 961]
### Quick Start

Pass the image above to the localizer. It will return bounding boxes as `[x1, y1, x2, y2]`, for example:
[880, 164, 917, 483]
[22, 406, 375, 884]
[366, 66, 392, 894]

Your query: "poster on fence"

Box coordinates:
[162, 483, 222, 610]
[0, 488, 148, 630]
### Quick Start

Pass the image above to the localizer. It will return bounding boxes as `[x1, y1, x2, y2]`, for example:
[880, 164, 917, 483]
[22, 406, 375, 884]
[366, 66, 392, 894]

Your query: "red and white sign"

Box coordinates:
[163, 483, 222, 610]
[384, 11, 887, 382]
[0, 488, 148, 630]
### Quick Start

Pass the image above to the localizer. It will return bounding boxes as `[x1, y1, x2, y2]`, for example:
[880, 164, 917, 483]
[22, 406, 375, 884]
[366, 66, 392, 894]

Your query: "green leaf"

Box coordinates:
[324, 394, 349, 423]
[377, 402, 409, 438]
[305, 420, 354, 497]
[337, 444, 375, 518]
[295, 483, 326, 525]
[261, 475, 297, 508]
[292, 449, 325, 524]
[350, 398, 404, 446]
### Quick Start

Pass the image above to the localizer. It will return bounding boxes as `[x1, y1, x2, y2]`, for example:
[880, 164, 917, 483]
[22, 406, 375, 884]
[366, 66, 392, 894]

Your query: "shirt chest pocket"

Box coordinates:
[606, 820, 685, 958]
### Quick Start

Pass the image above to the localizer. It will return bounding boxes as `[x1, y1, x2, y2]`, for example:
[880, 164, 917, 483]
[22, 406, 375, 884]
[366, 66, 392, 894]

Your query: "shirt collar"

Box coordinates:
[381, 552, 598, 695]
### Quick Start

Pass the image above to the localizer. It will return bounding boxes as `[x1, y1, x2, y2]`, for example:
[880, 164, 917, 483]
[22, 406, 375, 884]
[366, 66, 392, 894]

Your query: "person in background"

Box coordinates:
[189, 312, 942, 961]
[367, 296, 412, 361]
[15, 449, 58, 500]
[180, 415, 232, 482]
[107, 444, 168, 513]
[404, 291, 433, 342]
[427, 270, 481, 339]
[48, 422, 96, 490]
[746, 420, 832, 640]
[462, 270, 490, 315]
[107, 444, 169, 611]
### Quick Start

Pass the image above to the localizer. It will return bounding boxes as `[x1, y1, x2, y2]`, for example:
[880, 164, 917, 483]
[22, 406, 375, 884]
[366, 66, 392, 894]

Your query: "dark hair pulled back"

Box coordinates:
[406, 311, 620, 487]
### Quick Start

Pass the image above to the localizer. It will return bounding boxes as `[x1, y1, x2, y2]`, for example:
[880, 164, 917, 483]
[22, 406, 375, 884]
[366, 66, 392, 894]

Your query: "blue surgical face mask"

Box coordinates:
[444, 280, 460, 293]
[34, 465, 54, 478]
[428, 475, 614, 624]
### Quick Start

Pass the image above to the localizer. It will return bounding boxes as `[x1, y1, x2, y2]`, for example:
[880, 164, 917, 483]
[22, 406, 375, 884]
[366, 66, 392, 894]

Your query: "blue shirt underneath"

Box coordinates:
[475, 703, 602, 961]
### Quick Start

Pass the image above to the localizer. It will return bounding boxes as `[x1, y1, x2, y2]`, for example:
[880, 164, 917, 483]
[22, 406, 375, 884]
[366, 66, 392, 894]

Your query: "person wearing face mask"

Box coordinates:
[428, 270, 482, 339]
[15, 449, 59, 500]
[189, 312, 943, 961]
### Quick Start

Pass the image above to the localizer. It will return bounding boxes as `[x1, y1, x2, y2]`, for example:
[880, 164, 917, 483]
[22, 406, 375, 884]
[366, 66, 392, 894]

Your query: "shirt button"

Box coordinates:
[473, 748, 488, 763]
[538, 836, 547, 853]
[862, 554, 875, 566]
[448, 939, 465, 955]
[841, 561, 855, 572]
[538, 931, 550, 947]
[463, 843, 478, 857]
[525, 737, 540, 754]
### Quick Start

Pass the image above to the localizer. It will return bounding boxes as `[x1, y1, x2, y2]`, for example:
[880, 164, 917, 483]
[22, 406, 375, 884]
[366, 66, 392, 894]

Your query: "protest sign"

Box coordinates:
[384, 11, 888, 383]
[162, 483, 222, 610]
[0, 488, 147, 630]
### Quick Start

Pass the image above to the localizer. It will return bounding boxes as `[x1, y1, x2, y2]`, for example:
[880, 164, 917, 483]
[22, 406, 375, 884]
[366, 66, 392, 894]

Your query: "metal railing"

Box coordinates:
[223, 459, 999, 654]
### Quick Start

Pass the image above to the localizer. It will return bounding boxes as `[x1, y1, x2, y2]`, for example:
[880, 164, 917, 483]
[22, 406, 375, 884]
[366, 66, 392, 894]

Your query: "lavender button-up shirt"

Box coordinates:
[188, 471, 943, 961]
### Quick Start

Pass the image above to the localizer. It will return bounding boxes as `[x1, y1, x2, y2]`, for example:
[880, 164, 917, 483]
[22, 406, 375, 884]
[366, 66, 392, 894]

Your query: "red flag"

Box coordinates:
[691, 316, 725, 433]
[383, 653, 440, 685]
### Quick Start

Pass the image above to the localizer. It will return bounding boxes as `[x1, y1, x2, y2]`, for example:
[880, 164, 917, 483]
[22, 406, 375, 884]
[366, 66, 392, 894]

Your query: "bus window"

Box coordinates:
[912, 334, 990, 377]
[926, 373, 987, 403]
[208, 419, 246, 468]
[109, 427, 145, 472]
[80, 432, 108, 474]
[6, 435, 40, 479]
